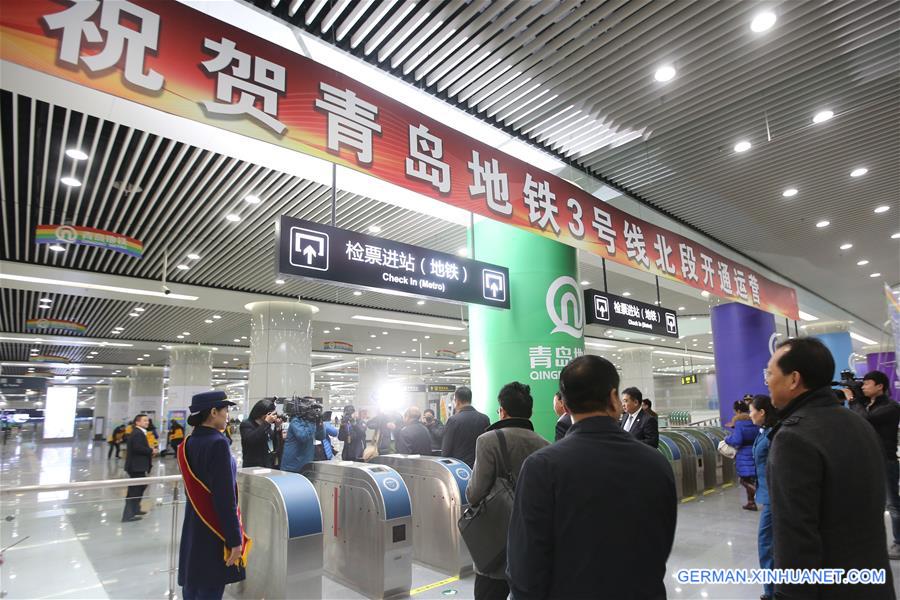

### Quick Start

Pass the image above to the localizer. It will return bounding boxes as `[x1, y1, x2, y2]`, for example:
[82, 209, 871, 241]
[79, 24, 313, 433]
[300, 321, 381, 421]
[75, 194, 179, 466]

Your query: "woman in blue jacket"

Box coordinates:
[725, 399, 758, 510]
[750, 394, 777, 600]
[281, 414, 316, 473]
[315, 416, 339, 460]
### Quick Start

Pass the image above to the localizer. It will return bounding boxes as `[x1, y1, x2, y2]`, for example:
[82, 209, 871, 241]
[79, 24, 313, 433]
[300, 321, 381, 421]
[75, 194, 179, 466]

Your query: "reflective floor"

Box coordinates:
[2, 427, 898, 599]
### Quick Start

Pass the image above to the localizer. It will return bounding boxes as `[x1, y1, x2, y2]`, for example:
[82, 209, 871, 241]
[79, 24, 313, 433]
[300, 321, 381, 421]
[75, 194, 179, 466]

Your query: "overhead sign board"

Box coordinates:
[427, 385, 457, 394]
[680, 374, 698, 385]
[0, 376, 48, 395]
[584, 289, 679, 338]
[278, 216, 510, 309]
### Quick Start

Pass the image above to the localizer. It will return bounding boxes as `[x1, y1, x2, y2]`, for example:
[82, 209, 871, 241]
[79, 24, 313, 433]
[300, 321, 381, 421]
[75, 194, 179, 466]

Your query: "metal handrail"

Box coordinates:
[0, 474, 181, 495]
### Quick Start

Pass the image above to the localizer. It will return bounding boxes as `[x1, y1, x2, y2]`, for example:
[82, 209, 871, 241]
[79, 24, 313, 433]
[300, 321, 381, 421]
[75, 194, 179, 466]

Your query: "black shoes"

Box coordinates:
[121, 516, 142, 522]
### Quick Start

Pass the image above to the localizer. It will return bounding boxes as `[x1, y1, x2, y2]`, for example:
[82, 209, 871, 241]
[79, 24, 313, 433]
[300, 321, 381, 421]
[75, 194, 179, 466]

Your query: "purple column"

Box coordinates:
[866, 352, 898, 399]
[711, 303, 776, 425]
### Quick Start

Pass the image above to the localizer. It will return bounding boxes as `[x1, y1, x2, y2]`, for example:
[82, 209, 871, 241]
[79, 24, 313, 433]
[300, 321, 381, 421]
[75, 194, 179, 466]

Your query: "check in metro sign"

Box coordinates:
[277, 216, 510, 309]
[584, 289, 679, 338]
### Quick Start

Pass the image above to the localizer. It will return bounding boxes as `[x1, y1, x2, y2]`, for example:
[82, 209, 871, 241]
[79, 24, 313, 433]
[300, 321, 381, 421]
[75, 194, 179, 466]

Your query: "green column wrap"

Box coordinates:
[469, 218, 585, 441]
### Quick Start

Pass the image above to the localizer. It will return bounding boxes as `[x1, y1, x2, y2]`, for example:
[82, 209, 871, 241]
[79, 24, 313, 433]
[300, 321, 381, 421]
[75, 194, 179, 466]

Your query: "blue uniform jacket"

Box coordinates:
[725, 417, 759, 478]
[281, 417, 316, 473]
[178, 426, 244, 588]
[317, 422, 338, 460]
[752, 427, 771, 505]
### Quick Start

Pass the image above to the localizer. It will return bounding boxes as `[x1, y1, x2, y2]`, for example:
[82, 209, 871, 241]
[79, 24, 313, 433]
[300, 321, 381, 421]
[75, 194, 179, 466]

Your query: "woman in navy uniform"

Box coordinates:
[177, 391, 250, 600]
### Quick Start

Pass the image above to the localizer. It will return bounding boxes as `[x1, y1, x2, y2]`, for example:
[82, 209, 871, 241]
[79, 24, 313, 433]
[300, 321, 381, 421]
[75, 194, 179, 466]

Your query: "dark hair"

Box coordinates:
[133, 413, 148, 424]
[774, 337, 835, 390]
[751, 395, 778, 428]
[641, 398, 652, 409]
[455, 386, 472, 404]
[498, 382, 533, 419]
[622, 387, 643, 403]
[249, 398, 276, 422]
[863, 370, 891, 397]
[423, 408, 435, 417]
[733, 400, 749, 414]
[559, 355, 620, 414]
[187, 409, 212, 427]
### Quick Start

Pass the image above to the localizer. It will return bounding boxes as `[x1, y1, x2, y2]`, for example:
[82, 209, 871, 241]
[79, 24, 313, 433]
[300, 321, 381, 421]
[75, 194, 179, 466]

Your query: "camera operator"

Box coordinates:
[338, 405, 366, 461]
[240, 398, 281, 469]
[843, 370, 900, 559]
[422, 408, 445, 455]
[280, 397, 320, 474]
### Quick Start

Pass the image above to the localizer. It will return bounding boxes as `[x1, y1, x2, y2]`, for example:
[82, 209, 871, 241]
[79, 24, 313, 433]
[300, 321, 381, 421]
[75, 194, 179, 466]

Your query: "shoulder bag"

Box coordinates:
[457, 429, 515, 575]
[717, 439, 738, 459]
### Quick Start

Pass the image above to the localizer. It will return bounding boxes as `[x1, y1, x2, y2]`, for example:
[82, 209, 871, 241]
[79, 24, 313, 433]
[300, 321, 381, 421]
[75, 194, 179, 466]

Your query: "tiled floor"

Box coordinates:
[2, 426, 898, 599]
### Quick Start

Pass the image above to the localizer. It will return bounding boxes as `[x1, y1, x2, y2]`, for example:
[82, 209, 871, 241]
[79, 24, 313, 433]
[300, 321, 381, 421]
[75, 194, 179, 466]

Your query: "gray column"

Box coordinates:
[167, 345, 213, 416]
[618, 348, 655, 401]
[128, 366, 164, 421]
[246, 301, 316, 403]
[108, 377, 131, 426]
[93, 385, 110, 439]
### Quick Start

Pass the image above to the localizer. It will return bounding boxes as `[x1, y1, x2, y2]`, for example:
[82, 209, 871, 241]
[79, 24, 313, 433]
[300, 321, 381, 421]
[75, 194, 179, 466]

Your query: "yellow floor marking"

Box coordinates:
[411, 575, 460, 595]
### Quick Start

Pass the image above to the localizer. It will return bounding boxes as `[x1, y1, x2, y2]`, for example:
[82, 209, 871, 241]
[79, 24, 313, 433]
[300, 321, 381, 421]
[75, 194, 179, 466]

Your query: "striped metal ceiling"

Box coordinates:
[261, 0, 900, 329]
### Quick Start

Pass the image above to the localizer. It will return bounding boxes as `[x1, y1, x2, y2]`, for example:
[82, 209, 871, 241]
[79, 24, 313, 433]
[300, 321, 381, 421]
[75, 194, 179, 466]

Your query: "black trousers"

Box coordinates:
[122, 471, 147, 519]
[474, 574, 509, 600]
[107, 442, 120, 458]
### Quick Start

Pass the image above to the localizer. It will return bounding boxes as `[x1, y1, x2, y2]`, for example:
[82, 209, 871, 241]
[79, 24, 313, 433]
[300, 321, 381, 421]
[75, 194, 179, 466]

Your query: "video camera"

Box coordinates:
[831, 369, 863, 401]
[282, 396, 323, 423]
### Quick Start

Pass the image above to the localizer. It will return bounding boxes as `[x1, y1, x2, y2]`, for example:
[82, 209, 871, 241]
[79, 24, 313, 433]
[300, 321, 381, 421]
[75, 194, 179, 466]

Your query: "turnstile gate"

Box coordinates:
[371, 454, 473, 576]
[674, 429, 718, 492]
[235, 468, 323, 600]
[660, 432, 701, 498]
[303, 461, 413, 599]
[657, 436, 684, 500]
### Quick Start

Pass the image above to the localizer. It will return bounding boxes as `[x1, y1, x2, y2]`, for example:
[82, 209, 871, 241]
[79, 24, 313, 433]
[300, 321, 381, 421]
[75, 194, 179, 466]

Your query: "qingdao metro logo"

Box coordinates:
[289, 226, 329, 271]
[547, 276, 584, 339]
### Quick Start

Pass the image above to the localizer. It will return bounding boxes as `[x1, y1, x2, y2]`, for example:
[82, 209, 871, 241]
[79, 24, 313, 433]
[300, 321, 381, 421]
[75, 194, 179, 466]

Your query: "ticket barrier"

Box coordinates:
[660, 432, 701, 498]
[703, 427, 738, 483]
[371, 454, 473, 576]
[656, 436, 684, 500]
[234, 468, 323, 600]
[674, 429, 719, 492]
[303, 461, 413, 599]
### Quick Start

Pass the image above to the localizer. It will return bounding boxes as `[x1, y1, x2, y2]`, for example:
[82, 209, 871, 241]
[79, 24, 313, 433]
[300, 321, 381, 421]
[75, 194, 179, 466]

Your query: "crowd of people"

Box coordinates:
[108, 334, 898, 600]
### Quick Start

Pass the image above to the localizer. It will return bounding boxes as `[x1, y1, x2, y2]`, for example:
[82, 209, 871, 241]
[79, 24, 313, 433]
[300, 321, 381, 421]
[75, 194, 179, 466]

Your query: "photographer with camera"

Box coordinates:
[280, 397, 321, 474]
[240, 398, 281, 469]
[422, 408, 445, 455]
[843, 370, 900, 559]
[338, 405, 366, 461]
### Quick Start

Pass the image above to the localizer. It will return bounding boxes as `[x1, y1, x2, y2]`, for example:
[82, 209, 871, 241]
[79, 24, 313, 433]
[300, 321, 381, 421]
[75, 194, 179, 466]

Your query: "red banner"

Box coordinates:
[0, 0, 799, 319]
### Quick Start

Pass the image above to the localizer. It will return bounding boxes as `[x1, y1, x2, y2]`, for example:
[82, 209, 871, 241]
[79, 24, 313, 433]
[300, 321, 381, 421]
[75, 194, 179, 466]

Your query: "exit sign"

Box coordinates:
[680, 374, 698, 385]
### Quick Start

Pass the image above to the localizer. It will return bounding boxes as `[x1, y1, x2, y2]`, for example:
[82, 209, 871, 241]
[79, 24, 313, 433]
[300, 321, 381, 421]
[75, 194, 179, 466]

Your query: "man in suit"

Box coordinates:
[553, 391, 572, 441]
[395, 406, 433, 455]
[619, 386, 659, 448]
[506, 355, 677, 599]
[122, 413, 156, 522]
[441, 386, 490, 467]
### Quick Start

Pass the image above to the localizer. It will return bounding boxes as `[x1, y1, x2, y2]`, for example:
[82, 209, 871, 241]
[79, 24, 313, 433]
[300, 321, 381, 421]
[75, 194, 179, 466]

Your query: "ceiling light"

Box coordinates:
[204, 319, 213, 323]
[416, 300, 425, 305]
[857, 259, 869, 266]
[654, 65, 676, 83]
[111, 330, 121, 334]
[128, 312, 139, 317]
[368, 225, 381, 233]
[812, 110, 833, 124]
[132, 307, 145, 313]
[750, 10, 776, 32]
[1, 274, 198, 301]
[733, 140, 752, 153]
[892, 232, 900, 240]
[815, 220, 830, 228]
[176, 335, 184, 339]
[323, 329, 330, 334]
[850, 168, 868, 178]
[456, 248, 469, 257]
[176, 264, 190, 271]
[38, 304, 49, 310]
[352, 315, 465, 331]
[870, 273, 881, 278]
[39, 297, 52, 303]
[700, 291, 710, 298]
[622, 291, 631, 297]
[352, 291, 362, 296]
[782, 188, 798, 197]
[186, 253, 201, 260]
[275, 279, 285, 284]
[370, 334, 376, 338]
[225, 214, 241, 222]
[182, 332, 190, 336]
[233, 338, 241, 343]
[60, 176, 82, 187]
[48, 244, 66, 252]
[850, 332, 876, 345]
[137, 357, 144, 361]
[839, 243, 853, 250]
[334, 326, 341, 330]
[65, 148, 89, 160]
[874, 205, 890, 214]
[677, 306, 686, 311]
[797, 310, 819, 322]
[213, 315, 222, 319]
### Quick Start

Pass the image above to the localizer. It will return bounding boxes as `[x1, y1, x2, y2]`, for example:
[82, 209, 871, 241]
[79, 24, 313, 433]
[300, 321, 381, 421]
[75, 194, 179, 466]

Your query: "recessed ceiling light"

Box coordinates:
[38, 304, 49, 310]
[700, 291, 710, 298]
[892, 233, 900, 239]
[275, 279, 285, 284]
[133, 307, 145, 312]
[870, 273, 881, 278]
[233, 338, 241, 342]
[213, 315, 222, 319]
[368, 225, 381, 233]
[353, 291, 362, 296]
[182, 332, 190, 336]
[839, 243, 853, 250]
[323, 329, 330, 334]
[225, 214, 241, 222]
[857, 259, 869, 266]
[654, 65, 676, 83]
[677, 306, 686, 311]
[815, 220, 830, 228]
[186, 253, 201, 260]
[874, 205, 890, 214]
[48, 244, 66, 252]
[244, 195, 261, 204]
[782, 188, 798, 197]
[176, 335, 184, 339]
[334, 326, 341, 330]
[39, 297, 52, 303]
[812, 110, 833, 124]
[204, 319, 213, 323]
[176, 264, 190, 270]
[137, 357, 144, 360]
[370, 334, 376, 338]
[111, 330, 122, 334]
[850, 168, 868, 178]
[750, 10, 776, 32]
[456, 248, 469, 257]
[424, 335, 431, 339]
[734, 140, 752, 153]
[622, 291, 631, 297]
[416, 300, 425, 305]
[128, 312, 139, 317]
[60, 176, 82, 187]
[580, 280, 590, 286]
[65, 148, 89, 160]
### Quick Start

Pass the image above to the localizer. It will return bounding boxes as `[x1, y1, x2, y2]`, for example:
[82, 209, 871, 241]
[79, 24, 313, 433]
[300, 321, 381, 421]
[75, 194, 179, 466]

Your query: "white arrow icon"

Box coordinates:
[289, 227, 329, 271]
[302, 244, 317, 264]
[489, 282, 499, 297]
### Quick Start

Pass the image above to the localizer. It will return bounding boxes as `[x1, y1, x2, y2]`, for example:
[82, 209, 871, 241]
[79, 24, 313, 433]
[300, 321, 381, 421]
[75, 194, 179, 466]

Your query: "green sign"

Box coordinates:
[469, 219, 585, 441]
[680, 374, 698, 385]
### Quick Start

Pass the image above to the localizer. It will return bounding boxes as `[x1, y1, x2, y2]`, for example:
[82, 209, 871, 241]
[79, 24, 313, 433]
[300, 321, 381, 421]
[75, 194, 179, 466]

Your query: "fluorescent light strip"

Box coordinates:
[585, 340, 617, 349]
[351, 315, 466, 331]
[0, 274, 198, 301]
[797, 310, 820, 322]
[404, 358, 468, 365]
[849, 332, 877, 345]
[311, 361, 358, 372]
[2, 362, 106, 369]
[0, 335, 133, 348]
[651, 350, 716, 361]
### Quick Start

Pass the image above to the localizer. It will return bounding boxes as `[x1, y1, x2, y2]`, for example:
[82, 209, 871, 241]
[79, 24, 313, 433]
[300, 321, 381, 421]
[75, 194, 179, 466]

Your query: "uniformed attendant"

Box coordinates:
[177, 391, 251, 600]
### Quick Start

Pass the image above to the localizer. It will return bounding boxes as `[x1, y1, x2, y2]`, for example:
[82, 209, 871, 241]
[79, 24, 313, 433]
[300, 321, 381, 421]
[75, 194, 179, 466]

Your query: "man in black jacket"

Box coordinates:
[422, 408, 445, 455]
[395, 406, 433, 455]
[441, 386, 489, 467]
[619, 387, 659, 448]
[766, 338, 895, 598]
[338, 405, 366, 461]
[507, 356, 677, 599]
[846, 370, 900, 560]
[122, 413, 156, 522]
[552, 391, 571, 441]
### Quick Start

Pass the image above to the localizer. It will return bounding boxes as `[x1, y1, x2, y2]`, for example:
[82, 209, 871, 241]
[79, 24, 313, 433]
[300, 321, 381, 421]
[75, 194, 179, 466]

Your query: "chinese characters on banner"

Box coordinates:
[2, 0, 799, 319]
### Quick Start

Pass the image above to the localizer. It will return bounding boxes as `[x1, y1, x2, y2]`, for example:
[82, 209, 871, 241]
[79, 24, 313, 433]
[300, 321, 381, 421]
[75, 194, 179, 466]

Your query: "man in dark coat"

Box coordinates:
[338, 405, 366, 461]
[122, 413, 155, 522]
[552, 391, 571, 441]
[441, 386, 490, 467]
[766, 337, 895, 599]
[619, 386, 659, 448]
[507, 356, 677, 599]
[395, 406, 433, 455]
[422, 408, 445, 454]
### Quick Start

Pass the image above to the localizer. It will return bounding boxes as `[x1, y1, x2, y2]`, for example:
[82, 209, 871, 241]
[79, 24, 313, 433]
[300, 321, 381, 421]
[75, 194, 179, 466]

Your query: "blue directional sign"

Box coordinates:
[277, 216, 510, 309]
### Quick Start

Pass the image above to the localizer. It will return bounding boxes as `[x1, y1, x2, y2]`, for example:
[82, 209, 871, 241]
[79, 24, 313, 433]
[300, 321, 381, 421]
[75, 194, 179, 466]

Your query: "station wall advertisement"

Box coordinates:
[0, 0, 798, 319]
